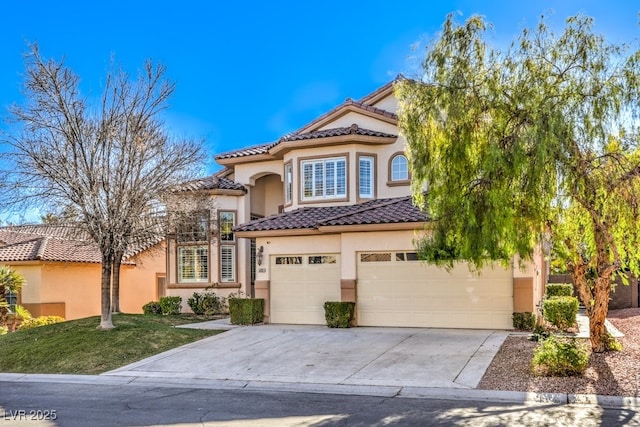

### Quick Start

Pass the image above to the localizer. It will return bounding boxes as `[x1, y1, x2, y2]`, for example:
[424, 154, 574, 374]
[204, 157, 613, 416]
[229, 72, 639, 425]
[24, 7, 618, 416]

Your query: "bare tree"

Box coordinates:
[1, 44, 206, 329]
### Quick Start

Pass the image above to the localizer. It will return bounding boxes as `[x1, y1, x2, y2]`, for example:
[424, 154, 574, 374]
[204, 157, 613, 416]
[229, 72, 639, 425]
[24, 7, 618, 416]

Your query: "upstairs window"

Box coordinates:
[301, 157, 346, 201]
[177, 212, 209, 243]
[390, 154, 409, 182]
[219, 211, 236, 242]
[358, 155, 375, 198]
[284, 162, 293, 204]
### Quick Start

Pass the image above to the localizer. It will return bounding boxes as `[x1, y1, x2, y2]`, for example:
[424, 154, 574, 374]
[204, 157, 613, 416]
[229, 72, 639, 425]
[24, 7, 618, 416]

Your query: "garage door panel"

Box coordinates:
[270, 254, 340, 325]
[357, 252, 513, 329]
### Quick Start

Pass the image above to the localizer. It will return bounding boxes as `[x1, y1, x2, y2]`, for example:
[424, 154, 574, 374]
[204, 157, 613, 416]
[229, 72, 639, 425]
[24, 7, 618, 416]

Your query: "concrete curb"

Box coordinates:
[1, 373, 638, 410]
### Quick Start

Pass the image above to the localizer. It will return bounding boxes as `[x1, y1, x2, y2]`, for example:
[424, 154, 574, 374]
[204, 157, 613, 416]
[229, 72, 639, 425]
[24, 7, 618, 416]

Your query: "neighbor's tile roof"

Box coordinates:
[0, 224, 162, 264]
[173, 175, 247, 192]
[234, 196, 428, 233]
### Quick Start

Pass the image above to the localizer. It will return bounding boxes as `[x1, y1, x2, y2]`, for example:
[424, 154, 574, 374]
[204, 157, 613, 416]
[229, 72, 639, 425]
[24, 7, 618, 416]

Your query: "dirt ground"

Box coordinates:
[477, 308, 640, 396]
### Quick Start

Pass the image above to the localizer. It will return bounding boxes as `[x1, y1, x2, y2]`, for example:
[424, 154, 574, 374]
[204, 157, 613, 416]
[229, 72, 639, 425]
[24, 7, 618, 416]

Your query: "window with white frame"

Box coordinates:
[391, 154, 409, 181]
[176, 212, 210, 283]
[220, 245, 236, 282]
[301, 157, 346, 201]
[359, 155, 374, 198]
[219, 211, 235, 242]
[284, 162, 293, 204]
[178, 246, 209, 282]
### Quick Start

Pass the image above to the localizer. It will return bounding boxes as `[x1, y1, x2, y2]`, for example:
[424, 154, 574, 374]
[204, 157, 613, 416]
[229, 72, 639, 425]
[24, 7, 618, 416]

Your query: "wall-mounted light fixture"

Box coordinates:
[257, 246, 264, 266]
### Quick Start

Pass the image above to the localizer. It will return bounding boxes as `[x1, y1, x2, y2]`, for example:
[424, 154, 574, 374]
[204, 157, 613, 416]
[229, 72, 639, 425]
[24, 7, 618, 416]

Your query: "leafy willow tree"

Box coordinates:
[1, 45, 205, 329]
[396, 14, 640, 352]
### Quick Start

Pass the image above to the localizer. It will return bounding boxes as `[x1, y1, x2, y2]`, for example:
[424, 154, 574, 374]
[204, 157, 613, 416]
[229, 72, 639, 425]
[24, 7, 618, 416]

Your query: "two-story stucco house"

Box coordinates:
[165, 82, 547, 329]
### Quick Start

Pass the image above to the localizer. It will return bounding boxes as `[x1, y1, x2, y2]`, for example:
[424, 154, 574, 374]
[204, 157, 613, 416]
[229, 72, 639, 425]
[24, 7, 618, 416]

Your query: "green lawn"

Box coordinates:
[0, 314, 224, 375]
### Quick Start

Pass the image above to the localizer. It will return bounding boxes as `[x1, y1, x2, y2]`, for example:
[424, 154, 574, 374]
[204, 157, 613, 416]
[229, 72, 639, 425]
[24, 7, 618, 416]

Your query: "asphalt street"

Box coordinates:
[0, 380, 637, 427]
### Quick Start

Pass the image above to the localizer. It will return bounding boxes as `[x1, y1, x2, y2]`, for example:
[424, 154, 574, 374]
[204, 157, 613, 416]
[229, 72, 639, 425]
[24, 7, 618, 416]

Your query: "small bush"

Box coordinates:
[323, 301, 355, 328]
[142, 301, 162, 315]
[229, 298, 264, 325]
[18, 316, 65, 330]
[531, 336, 590, 376]
[546, 284, 574, 298]
[187, 291, 223, 315]
[530, 324, 551, 342]
[0, 326, 7, 335]
[159, 296, 182, 315]
[512, 312, 536, 331]
[543, 296, 579, 330]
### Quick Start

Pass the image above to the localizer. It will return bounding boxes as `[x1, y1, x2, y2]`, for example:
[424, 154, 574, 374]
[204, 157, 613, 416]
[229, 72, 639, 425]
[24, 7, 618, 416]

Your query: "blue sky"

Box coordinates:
[1, 1, 638, 175]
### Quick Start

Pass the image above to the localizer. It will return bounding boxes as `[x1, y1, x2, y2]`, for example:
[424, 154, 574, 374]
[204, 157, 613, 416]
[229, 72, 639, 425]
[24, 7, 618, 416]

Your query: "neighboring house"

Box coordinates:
[166, 82, 547, 328]
[0, 224, 165, 320]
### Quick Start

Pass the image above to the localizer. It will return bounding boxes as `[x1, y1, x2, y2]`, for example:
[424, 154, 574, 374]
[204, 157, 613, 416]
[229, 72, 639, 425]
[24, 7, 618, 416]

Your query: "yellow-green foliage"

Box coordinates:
[18, 316, 65, 330]
[532, 336, 590, 376]
[543, 296, 579, 330]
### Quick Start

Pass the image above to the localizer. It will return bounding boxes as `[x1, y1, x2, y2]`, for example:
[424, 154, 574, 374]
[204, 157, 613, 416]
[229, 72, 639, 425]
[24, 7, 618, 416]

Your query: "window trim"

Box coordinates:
[177, 245, 210, 283]
[387, 152, 410, 186]
[284, 161, 293, 206]
[298, 153, 350, 204]
[357, 153, 376, 201]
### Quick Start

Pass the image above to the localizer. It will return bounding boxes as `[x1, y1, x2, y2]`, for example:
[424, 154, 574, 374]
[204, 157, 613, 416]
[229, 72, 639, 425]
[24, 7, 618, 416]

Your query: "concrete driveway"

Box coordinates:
[103, 322, 508, 392]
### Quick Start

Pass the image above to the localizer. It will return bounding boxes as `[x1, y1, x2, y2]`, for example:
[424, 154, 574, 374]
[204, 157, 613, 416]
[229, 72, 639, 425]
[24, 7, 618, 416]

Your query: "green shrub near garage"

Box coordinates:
[512, 312, 536, 331]
[543, 296, 579, 330]
[531, 335, 589, 376]
[229, 298, 264, 325]
[323, 301, 355, 328]
[546, 283, 574, 298]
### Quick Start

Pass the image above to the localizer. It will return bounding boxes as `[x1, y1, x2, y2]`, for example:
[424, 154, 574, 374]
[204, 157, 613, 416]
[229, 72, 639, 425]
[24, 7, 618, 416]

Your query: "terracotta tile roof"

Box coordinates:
[215, 82, 398, 162]
[215, 143, 275, 160]
[234, 196, 428, 233]
[0, 224, 162, 264]
[291, 97, 397, 136]
[173, 175, 247, 192]
[279, 124, 396, 142]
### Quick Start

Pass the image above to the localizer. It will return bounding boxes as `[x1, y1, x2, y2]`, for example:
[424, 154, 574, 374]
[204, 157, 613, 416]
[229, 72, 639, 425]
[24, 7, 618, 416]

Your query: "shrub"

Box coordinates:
[530, 324, 551, 342]
[159, 296, 182, 315]
[229, 298, 264, 325]
[323, 301, 355, 328]
[142, 301, 162, 315]
[543, 296, 579, 330]
[18, 316, 65, 330]
[0, 326, 7, 335]
[531, 336, 590, 376]
[187, 291, 223, 315]
[512, 312, 536, 331]
[546, 284, 574, 298]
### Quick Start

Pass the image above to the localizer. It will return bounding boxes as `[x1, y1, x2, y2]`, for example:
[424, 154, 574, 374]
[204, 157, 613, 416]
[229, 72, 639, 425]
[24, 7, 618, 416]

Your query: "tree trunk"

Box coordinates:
[589, 275, 612, 352]
[111, 251, 123, 313]
[99, 253, 114, 329]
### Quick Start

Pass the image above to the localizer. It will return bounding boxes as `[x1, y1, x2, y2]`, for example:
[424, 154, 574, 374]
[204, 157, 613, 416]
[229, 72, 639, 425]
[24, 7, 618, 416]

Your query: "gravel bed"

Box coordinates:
[477, 308, 640, 396]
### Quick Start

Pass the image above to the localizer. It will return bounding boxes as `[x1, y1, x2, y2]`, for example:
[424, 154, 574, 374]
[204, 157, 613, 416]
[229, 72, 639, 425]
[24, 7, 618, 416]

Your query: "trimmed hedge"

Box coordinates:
[229, 298, 264, 325]
[323, 301, 355, 328]
[142, 301, 162, 315]
[546, 283, 574, 298]
[159, 296, 182, 315]
[512, 312, 536, 331]
[543, 296, 579, 330]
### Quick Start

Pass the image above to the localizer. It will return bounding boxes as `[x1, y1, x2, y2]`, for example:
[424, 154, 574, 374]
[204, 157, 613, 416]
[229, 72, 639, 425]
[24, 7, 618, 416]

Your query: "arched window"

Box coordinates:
[390, 154, 408, 182]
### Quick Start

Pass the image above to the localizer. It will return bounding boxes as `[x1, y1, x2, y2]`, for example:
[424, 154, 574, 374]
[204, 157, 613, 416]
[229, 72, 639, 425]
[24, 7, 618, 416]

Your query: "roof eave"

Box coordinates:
[215, 153, 275, 166]
[269, 134, 397, 158]
[235, 228, 321, 238]
[297, 104, 398, 135]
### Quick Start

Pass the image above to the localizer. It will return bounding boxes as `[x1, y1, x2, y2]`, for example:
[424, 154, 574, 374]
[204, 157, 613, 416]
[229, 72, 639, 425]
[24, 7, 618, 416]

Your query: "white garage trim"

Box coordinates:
[357, 251, 513, 329]
[270, 254, 341, 324]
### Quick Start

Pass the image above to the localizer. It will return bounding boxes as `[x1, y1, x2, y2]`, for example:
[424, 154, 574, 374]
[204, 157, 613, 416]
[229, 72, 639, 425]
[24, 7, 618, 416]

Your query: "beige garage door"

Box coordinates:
[270, 254, 341, 324]
[357, 251, 513, 329]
